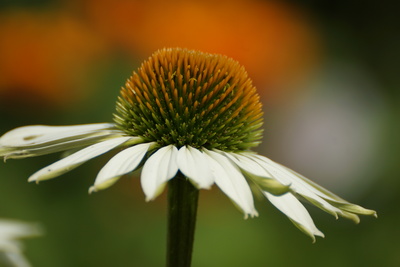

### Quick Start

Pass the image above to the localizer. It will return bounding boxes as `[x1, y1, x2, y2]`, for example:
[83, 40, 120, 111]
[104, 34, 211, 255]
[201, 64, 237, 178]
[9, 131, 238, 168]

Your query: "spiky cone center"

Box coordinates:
[114, 48, 264, 152]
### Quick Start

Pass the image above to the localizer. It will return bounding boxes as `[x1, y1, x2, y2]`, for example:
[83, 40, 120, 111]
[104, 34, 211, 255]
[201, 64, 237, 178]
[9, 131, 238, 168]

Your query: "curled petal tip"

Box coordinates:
[365, 209, 378, 218]
[195, 182, 212, 190]
[308, 230, 325, 243]
[311, 234, 325, 243]
[243, 211, 259, 220]
[88, 186, 97, 194]
[27, 176, 37, 183]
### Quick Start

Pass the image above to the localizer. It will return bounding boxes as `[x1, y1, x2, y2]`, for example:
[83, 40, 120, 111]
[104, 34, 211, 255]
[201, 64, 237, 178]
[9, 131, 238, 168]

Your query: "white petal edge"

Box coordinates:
[263, 191, 324, 242]
[246, 154, 343, 217]
[281, 165, 345, 201]
[177, 146, 214, 189]
[89, 142, 154, 193]
[0, 123, 116, 147]
[224, 152, 271, 178]
[28, 137, 134, 182]
[223, 152, 290, 195]
[141, 145, 179, 201]
[252, 154, 339, 201]
[203, 149, 258, 219]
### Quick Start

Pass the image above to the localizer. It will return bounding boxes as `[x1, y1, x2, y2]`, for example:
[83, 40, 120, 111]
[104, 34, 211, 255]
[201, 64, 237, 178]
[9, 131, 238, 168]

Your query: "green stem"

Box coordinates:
[167, 173, 199, 267]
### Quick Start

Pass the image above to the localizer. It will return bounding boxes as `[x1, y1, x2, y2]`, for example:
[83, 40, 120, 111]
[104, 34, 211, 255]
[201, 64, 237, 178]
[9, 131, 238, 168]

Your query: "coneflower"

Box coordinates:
[0, 48, 376, 267]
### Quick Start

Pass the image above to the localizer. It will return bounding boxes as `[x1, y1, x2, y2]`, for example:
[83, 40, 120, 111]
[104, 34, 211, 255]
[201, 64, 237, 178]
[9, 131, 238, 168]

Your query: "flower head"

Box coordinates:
[0, 48, 376, 241]
[114, 48, 263, 151]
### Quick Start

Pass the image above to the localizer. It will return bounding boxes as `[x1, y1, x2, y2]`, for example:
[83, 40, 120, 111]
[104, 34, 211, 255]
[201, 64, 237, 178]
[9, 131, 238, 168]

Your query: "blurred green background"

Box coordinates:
[0, 0, 398, 266]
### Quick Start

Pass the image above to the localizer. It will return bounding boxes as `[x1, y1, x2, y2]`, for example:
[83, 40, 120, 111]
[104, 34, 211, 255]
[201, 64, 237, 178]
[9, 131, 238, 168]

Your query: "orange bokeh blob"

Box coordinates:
[0, 10, 108, 107]
[83, 0, 320, 99]
[0, 1, 320, 108]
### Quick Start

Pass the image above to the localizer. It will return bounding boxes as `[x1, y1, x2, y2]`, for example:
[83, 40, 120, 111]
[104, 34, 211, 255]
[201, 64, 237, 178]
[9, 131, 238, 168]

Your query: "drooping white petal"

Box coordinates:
[141, 145, 179, 201]
[89, 142, 154, 193]
[246, 154, 343, 218]
[224, 152, 290, 195]
[28, 137, 133, 183]
[263, 191, 324, 242]
[203, 149, 258, 218]
[0, 123, 115, 147]
[0, 123, 130, 159]
[224, 152, 270, 177]
[177, 146, 214, 189]
[280, 165, 378, 218]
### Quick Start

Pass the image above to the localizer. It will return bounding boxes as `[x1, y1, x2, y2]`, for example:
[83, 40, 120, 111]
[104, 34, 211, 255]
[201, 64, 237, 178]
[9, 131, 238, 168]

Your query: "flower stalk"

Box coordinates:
[167, 173, 199, 267]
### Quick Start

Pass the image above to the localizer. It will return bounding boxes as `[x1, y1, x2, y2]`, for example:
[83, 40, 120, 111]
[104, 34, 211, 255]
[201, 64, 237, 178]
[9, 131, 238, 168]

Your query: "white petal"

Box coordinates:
[278, 165, 377, 217]
[203, 149, 258, 218]
[0, 240, 20, 254]
[177, 146, 214, 189]
[0, 123, 130, 159]
[280, 165, 343, 201]
[1, 251, 32, 267]
[141, 145, 179, 201]
[224, 152, 270, 177]
[0, 219, 41, 266]
[0, 123, 115, 147]
[247, 154, 343, 217]
[89, 143, 153, 193]
[0, 220, 41, 240]
[263, 191, 324, 241]
[224, 152, 290, 195]
[28, 137, 133, 182]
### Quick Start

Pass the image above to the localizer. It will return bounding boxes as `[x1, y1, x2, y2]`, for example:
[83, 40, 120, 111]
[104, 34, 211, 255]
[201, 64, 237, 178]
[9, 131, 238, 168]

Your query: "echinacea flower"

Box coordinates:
[0, 48, 376, 242]
[0, 219, 41, 267]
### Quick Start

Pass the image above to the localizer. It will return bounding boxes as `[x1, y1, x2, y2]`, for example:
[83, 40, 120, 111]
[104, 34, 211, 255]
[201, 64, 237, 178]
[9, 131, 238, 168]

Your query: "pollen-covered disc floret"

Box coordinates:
[114, 48, 263, 151]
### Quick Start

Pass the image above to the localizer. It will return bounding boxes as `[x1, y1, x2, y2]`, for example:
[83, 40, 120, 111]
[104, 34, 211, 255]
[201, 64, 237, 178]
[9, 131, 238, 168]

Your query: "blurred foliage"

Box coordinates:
[0, 0, 399, 266]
